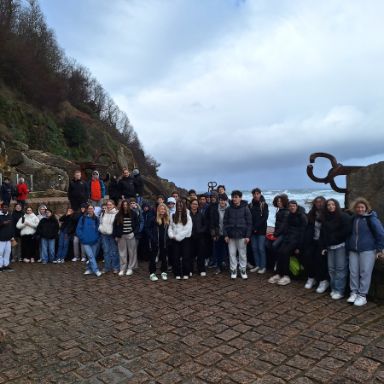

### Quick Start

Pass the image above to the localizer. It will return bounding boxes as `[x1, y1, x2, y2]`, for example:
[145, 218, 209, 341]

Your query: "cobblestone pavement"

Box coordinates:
[1, 263, 384, 384]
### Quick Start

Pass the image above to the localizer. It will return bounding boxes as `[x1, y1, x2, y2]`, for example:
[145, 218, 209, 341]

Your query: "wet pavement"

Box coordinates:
[1, 262, 384, 383]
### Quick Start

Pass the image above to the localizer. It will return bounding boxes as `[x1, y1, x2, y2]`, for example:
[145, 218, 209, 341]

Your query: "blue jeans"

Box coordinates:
[83, 243, 100, 274]
[101, 234, 119, 271]
[41, 238, 55, 263]
[328, 246, 348, 295]
[251, 234, 267, 269]
[56, 231, 70, 261]
[349, 250, 376, 296]
[214, 236, 228, 269]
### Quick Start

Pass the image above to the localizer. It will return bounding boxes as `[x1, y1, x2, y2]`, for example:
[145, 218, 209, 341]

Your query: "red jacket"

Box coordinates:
[17, 183, 29, 201]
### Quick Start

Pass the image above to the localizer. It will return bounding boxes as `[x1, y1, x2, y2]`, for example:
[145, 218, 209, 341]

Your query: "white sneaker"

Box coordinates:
[83, 270, 92, 275]
[37, 258, 42, 263]
[316, 280, 330, 294]
[126, 269, 133, 276]
[183, 275, 189, 280]
[230, 270, 237, 279]
[95, 271, 102, 277]
[331, 292, 344, 300]
[277, 276, 291, 286]
[150, 273, 158, 281]
[354, 295, 367, 306]
[347, 293, 358, 303]
[330, 290, 336, 297]
[250, 267, 260, 273]
[257, 268, 266, 274]
[240, 269, 248, 279]
[118, 271, 124, 277]
[72, 257, 78, 262]
[200, 272, 207, 277]
[176, 276, 181, 280]
[81, 257, 86, 262]
[52, 260, 57, 264]
[161, 272, 168, 280]
[247, 262, 254, 269]
[304, 278, 316, 289]
[268, 274, 281, 284]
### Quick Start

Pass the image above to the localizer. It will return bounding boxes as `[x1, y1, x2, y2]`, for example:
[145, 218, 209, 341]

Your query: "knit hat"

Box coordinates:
[132, 168, 140, 176]
[92, 170, 100, 177]
[167, 197, 176, 204]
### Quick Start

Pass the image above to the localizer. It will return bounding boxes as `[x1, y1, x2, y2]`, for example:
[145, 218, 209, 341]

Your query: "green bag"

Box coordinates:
[289, 256, 303, 277]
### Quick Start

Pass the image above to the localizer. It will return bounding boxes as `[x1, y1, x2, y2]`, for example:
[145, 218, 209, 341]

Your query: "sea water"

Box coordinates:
[240, 189, 345, 227]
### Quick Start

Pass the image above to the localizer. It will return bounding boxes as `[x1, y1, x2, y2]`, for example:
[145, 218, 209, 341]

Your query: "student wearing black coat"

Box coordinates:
[0, 203, 15, 271]
[36, 209, 59, 264]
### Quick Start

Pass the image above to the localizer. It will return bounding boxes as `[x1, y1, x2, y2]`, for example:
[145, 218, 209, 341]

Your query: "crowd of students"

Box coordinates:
[1, 169, 384, 308]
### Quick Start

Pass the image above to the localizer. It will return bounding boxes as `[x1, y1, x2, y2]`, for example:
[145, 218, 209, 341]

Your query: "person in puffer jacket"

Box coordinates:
[168, 200, 192, 280]
[16, 206, 39, 263]
[98, 200, 119, 273]
[347, 197, 384, 306]
[76, 205, 102, 277]
[223, 190, 252, 280]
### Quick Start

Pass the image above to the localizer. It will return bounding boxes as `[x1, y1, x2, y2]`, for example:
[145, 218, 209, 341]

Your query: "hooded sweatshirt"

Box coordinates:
[98, 208, 118, 235]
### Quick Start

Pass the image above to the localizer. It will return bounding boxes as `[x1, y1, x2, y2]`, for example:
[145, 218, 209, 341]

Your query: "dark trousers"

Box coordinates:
[21, 235, 36, 260]
[172, 238, 190, 277]
[149, 245, 168, 274]
[276, 242, 297, 276]
[214, 236, 228, 270]
[302, 240, 329, 281]
[190, 235, 206, 274]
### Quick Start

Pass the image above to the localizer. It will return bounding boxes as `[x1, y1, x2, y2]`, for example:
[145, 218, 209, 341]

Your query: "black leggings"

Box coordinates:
[149, 245, 168, 274]
[172, 238, 190, 277]
[276, 242, 297, 276]
[189, 235, 206, 274]
[302, 240, 329, 281]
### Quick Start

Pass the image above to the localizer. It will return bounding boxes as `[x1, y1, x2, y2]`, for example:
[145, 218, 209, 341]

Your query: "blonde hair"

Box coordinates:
[349, 197, 372, 212]
[156, 203, 170, 226]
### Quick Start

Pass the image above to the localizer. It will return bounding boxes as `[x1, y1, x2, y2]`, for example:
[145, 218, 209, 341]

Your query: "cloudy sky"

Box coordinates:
[39, 0, 384, 191]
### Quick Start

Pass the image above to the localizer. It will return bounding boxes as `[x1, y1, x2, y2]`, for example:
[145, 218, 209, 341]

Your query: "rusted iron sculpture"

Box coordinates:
[307, 153, 362, 193]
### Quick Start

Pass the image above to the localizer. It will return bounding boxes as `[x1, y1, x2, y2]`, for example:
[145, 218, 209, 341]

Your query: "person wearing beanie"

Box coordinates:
[88, 170, 105, 207]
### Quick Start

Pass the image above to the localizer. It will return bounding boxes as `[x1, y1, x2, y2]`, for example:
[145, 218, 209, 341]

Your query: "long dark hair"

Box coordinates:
[307, 196, 326, 224]
[322, 198, 342, 221]
[173, 200, 188, 225]
[115, 199, 132, 225]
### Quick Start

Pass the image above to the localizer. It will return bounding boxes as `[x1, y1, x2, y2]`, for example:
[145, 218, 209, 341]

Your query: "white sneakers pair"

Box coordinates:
[150, 272, 168, 281]
[347, 293, 367, 306]
[117, 269, 133, 276]
[84, 270, 102, 277]
[249, 266, 266, 274]
[230, 269, 248, 279]
[268, 274, 291, 285]
[304, 279, 330, 294]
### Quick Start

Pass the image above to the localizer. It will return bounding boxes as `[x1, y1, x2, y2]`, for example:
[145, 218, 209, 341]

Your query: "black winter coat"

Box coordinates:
[108, 179, 120, 201]
[321, 212, 352, 248]
[191, 210, 207, 237]
[0, 213, 14, 241]
[59, 214, 77, 235]
[223, 201, 252, 239]
[118, 176, 136, 199]
[12, 210, 23, 237]
[280, 211, 308, 247]
[134, 174, 144, 196]
[249, 198, 269, 235]
[68, 179, 89, 203]
[37, 217, 59, 239]
[274, 208, 289, 237]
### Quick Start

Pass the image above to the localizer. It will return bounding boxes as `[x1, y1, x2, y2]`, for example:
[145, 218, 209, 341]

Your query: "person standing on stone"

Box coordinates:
[118, 168, 136, 201]
[16, 206, 39, 263]
[1, 177, 16, 206]
[347, 198, 384, 306]
[320, 199, 352, 300]
[0, 203, 15, 272]
[16, 177, 29, 209]
[88, 170, 105, 207]
[223, 190, 252, 280]
[76, 205, 102, 277]
[11, 203, 23, 262]
[132, 168, 144, 205]
[68, 170, 88, 211]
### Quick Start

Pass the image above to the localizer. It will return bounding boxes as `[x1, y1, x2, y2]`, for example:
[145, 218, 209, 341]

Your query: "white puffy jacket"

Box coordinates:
[98, 208, 118, 235]
[16, 213, 39, 236]
[168, 212, 192, 242]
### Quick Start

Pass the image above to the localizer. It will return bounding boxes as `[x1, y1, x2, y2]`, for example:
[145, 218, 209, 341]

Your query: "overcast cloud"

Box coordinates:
[39, 0, 384, 191]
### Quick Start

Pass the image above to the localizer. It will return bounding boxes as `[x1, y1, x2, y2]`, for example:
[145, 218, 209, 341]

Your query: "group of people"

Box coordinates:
[1, 169, 383, 308]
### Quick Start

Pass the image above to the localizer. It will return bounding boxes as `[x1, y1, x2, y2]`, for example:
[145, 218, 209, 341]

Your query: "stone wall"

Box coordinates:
[347, 161, 384, 220]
